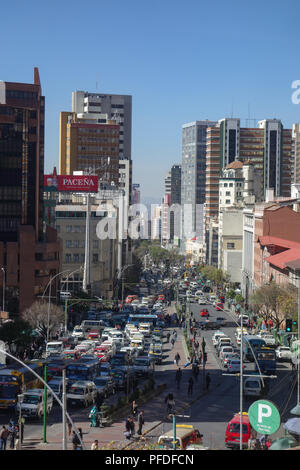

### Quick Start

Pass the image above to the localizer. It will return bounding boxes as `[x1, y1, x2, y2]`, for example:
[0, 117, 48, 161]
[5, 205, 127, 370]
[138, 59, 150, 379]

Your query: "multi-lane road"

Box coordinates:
[180, 299, 296, 449]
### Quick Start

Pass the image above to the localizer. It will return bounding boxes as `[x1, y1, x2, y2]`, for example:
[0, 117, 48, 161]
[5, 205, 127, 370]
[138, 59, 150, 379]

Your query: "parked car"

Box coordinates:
[216, 302, 224, 311]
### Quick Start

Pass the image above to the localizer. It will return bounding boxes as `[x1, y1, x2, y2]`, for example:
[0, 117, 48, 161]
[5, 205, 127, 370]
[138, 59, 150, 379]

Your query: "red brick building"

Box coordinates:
[253, 203, 300, 288]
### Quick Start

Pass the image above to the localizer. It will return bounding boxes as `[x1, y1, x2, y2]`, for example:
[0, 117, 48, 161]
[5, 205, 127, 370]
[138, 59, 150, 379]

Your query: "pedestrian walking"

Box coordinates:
[0, 426, 9, 450]
[174, 352, 181, 366]
[165, 393, 175, 414]
[166, 332, 171, 343]
[131, 400, 138, 420]
[67, 420, 72, 436]
[175, 368, 182, 390]
[14, 425, 20, 450]
[188, 377, 194, 395]
[71, 430, 81, 450]
[171, 338, 175, 349]
[205, 372, 211, 391]
[91, 439, 99, 450]
[137, 410, 145, 435]
[8, 421, 16, 450]
[124, 417, 135, 439]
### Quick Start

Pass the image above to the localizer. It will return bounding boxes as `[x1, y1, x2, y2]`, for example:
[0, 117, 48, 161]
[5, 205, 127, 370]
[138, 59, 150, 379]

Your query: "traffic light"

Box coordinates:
[293, 320, 298, 329]
[286, 319, 293, 332]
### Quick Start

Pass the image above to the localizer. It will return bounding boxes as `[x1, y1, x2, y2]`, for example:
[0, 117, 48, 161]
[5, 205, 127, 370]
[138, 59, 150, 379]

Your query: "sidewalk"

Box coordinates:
[21, 308, 220, 450]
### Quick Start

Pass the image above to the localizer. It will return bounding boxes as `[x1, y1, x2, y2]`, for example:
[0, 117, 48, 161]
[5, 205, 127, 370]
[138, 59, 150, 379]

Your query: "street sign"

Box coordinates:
[248, 400, 281, 435]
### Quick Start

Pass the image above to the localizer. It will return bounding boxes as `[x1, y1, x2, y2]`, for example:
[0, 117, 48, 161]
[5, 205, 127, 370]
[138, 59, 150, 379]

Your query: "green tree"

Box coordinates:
[0, 319, 32, 349]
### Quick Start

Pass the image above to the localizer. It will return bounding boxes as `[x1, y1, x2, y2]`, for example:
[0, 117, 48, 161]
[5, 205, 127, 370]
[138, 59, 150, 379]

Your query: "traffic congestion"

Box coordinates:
[0, 264, 298, 450]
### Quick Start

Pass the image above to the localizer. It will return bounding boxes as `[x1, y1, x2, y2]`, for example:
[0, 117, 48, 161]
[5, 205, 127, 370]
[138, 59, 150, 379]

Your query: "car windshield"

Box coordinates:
[134, 359, 148, 366]
[23, 395, 40, 404]
[70, 387, 85, 395]
[94, 378, 107, 386]
[0, 384, 17, 399]
[228, 423, 249, 434]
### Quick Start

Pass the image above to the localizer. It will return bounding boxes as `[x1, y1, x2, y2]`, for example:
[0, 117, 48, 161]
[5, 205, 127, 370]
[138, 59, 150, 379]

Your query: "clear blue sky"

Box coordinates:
[1, 0, 300, 200]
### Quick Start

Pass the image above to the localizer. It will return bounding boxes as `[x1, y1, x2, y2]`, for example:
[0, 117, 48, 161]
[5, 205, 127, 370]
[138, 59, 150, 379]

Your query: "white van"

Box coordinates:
[46, 341, 64, 357]
[16, 389, 53, 419]
[67, 381, 98, 407]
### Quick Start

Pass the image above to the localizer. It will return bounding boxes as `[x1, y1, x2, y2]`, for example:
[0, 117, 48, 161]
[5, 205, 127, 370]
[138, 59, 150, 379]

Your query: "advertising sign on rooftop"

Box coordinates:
[44, 174, 98, 192]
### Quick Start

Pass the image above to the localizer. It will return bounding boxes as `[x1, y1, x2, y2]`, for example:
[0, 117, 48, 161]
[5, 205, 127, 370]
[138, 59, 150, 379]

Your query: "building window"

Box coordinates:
[73, 253, 79, 263]
[229, 183, 233, 187]
[226, 191, 230, 196]
[224, 183, 228, 187]
[227, 243, 235, 249]
[93, 240, 99, 249]
[66, 225, 72, 232]
[93, 254, 99, 263]
[65, 253, 71, 263]
[66, 240, 72, 248]
[225, 199, 231, 204]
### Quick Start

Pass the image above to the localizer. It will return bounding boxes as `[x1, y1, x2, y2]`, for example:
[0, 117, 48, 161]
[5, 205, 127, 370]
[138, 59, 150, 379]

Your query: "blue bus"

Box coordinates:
[66, 361, 100, 382]
[255, 347, 276, 375]
[242, 335, 266, 361]
[128, 314, 158, 327]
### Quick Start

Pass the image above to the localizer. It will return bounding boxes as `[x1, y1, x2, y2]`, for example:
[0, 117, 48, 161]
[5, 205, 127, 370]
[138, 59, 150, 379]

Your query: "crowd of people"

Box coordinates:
[0, 419, 24, 451]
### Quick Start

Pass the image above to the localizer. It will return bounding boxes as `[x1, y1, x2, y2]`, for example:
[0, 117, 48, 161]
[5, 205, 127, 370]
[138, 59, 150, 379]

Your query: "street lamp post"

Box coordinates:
[1, 267, 5, 312]
[17, 393, 24, 450]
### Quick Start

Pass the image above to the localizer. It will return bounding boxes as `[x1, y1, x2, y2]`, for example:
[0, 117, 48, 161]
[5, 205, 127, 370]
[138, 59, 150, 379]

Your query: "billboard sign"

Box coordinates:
[44, 175, 98, 192]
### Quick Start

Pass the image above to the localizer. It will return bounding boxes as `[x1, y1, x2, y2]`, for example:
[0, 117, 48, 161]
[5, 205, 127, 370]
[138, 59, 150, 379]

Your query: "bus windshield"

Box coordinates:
[0, 384, 18, 399]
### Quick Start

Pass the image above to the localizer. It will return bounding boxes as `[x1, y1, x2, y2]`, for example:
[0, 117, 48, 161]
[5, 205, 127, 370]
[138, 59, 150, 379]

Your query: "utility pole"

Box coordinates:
[43, 364, 47, 443]
[62, 368, 67, 450]
[291, 274, 300, 415]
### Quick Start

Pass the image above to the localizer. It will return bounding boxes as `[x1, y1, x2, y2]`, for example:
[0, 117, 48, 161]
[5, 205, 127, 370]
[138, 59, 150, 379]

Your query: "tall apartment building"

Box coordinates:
[181, 120, 217, 245]
[59, 111, 120, 184]
[206, 118, 292, 222]
[170, 164, 181, 205]
[0, 69, 61, 313]
[205, 118, 292, 266]
[72, 91, 132, 162]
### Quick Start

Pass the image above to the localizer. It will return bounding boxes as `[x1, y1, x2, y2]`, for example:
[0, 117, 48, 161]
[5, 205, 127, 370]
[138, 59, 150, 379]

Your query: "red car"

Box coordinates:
[200, 308, 209, 317]
[216, 302, 224, 311]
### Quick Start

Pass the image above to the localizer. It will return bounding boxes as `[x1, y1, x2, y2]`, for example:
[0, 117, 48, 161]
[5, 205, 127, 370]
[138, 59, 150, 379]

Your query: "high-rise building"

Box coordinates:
[72, 91, 132, 162]
[292, 123, 300, 184]
[59, 111, 120, 184]
[181, 120, 217, 244]
[205, 118, 292, 266]
[170, 164, 181, 205]
[0, 68, 61, 313]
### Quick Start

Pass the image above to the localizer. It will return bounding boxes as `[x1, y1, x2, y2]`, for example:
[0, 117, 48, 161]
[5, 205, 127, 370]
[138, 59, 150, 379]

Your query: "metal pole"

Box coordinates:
[83, 192, 90, 293]
[43, 364, 47, 443]
[240, 317, 244, 450]
[18, 401, 22, 450]
[62, 368, 67, 450]
[64, 298, 68, 334]
[173, 414, 177, 450]
[47, 278, 52, 344]
[2, 268, 5, 312]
